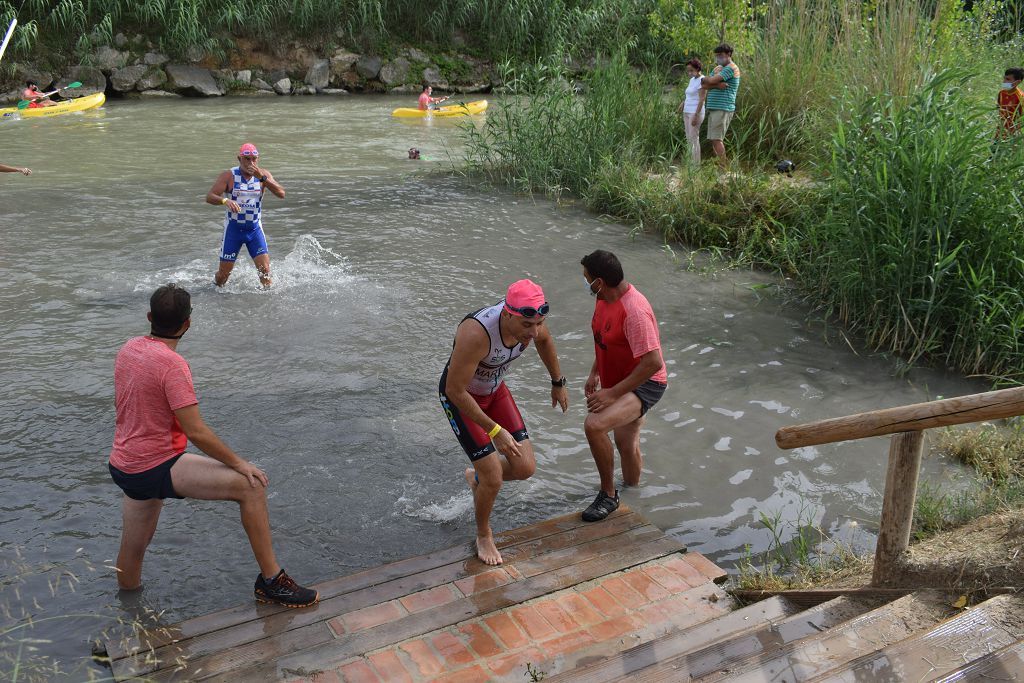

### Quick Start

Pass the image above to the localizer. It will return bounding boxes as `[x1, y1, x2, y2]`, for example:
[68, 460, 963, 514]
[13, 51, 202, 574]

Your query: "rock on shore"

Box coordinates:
[1, 41, 505, 103]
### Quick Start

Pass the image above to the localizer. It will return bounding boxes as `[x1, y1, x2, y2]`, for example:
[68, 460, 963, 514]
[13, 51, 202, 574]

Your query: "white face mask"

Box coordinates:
[584, 276, 601, 297]
[1002, 82, 1015, 90]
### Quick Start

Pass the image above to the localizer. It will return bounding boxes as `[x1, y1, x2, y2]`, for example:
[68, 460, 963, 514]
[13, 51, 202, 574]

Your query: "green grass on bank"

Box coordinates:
[462, 0, 1024, 383]
[733, 505, 867, 592]
[914, 423, 1024, 539]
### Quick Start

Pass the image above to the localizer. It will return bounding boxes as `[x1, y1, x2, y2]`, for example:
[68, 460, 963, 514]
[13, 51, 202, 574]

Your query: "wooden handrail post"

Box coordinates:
[872, 430, 924, 586]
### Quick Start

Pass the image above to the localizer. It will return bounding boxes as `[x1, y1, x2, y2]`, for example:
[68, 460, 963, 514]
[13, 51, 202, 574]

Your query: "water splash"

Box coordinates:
[132, 234, 354, 294]
[398, 492, 474, 523]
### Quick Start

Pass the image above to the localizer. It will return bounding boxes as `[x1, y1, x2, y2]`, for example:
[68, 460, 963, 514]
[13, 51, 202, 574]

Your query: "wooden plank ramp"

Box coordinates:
[100, 505, 732, 682]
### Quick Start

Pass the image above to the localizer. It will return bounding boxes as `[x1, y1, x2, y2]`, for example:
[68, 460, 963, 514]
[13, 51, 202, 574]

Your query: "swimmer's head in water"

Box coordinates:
[408, 148, 421, 159]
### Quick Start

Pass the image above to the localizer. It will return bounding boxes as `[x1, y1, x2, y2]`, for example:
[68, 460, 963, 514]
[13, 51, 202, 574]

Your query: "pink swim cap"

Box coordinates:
[239, 143, 259, 156]
[505, 279, 547, 316]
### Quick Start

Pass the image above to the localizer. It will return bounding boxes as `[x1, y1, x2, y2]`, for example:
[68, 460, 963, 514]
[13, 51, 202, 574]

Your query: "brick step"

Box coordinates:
[808, 594, 1024, 682]
[117, 509, 664, 681]
[691, 590, 958, 682]
[563, 591, 887, 683]
[292, 554, 731, 683]
[109, 507, 644, 664]
[190, 541, 702, 681]
[931, 638, 1024, 682]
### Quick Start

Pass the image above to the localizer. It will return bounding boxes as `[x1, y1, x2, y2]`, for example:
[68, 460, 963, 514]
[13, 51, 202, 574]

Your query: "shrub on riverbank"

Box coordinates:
[462, 1, 1024, 382]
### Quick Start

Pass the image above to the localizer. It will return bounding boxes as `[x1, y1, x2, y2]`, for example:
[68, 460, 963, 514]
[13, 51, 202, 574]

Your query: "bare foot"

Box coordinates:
[476, 534, 503, 565]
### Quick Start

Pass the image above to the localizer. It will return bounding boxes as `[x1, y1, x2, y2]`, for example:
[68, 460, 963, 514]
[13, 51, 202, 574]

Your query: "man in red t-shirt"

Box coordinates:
[418, 84, 447, 110]
[579, 250, 668, 522]
[108, 284, 317, 607]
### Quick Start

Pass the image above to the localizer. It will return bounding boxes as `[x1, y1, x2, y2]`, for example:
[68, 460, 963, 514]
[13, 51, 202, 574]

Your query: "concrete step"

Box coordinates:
[931, 638, 1024, 682]
[808, 594, 1024, 682]
[544, 594, 797, 682]
[695, 590, 958, 682]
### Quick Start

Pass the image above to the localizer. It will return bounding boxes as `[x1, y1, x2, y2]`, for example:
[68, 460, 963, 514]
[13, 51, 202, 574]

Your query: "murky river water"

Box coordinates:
[0, 96, 982, 676]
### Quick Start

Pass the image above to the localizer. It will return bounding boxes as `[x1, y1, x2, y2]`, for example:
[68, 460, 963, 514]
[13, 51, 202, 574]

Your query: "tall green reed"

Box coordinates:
[805, 69, 1024, 379]
[463, 51, 681, 197]
[0, 0, 665, 63]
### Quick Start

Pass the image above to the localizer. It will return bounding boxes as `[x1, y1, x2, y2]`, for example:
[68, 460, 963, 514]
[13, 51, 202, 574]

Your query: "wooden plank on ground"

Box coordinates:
[731, 588, 916, 609]
[106, 506, 636, 663]
[181, 532, 685, 681]
[548, 595, 801, 682]
[622, 594, 885, 683]
[806, 594, 1024, 682]
[699, 591, 956, 683]
[932, 639, 1024, 682]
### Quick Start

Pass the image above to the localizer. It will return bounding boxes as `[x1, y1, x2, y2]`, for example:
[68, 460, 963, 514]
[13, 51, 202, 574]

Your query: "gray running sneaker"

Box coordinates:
[582, 490, 619, 522]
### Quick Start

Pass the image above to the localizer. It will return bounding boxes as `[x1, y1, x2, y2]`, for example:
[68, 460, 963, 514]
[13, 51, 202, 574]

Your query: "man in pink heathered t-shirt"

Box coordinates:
[418, 84, 447, 110]
[108, 284, 318, 607]
[579, 250, 668, 522]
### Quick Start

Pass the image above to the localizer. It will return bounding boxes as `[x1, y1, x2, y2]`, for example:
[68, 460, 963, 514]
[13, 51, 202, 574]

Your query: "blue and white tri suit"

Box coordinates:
[220, 166, 269, 262]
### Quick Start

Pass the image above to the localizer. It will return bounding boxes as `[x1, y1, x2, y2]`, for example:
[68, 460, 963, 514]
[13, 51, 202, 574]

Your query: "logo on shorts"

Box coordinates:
[440, 394, 461, 436]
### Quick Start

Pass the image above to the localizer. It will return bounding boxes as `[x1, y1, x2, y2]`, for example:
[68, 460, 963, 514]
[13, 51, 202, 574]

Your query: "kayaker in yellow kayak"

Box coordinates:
[418, 85, 449, 111]
[0, 163, 31, 175]
[22, 81, 57, 108]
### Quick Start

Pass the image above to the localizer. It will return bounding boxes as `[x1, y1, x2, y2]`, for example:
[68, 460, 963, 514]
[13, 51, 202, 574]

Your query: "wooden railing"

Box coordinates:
[775, 386, 1024, 586]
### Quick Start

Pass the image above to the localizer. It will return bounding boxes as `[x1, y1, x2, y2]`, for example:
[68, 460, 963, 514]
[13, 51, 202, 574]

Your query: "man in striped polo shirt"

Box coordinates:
[701, 43, 742, 169]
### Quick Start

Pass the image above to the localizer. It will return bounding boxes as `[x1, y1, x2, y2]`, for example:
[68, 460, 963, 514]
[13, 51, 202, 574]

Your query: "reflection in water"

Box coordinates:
[0, 96, 984, 676]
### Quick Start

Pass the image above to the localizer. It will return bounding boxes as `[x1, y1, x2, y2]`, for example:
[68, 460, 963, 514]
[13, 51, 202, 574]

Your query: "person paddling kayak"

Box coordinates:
[205, 143, 285, 289]
[22, 81, 56, 108]
[418, 85, 448, 111]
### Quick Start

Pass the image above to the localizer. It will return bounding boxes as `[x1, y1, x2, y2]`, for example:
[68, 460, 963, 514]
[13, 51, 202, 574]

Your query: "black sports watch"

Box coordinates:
[551, 376, 567, 387]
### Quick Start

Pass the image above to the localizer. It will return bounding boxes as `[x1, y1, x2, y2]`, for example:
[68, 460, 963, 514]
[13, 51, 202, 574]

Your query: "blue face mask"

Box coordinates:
[1002, 82, 1016, 90]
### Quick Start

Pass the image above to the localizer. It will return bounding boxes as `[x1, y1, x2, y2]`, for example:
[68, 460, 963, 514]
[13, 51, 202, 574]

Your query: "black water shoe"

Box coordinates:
[254, 569, 319, 608]
[582, 490, 619, 522]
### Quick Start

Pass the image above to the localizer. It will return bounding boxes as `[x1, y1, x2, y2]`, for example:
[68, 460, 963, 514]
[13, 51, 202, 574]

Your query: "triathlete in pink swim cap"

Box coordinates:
[204, 142, 286, 289]
[439, 279, 569, 566]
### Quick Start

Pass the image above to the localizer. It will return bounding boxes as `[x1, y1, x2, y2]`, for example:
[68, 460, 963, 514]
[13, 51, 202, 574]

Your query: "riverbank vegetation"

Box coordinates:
[0, 0, 660, 65]
[463, 0, 1024, 383]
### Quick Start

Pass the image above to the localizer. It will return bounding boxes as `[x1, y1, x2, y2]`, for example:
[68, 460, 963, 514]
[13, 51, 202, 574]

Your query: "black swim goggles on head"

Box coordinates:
[505, 302, 550, 317]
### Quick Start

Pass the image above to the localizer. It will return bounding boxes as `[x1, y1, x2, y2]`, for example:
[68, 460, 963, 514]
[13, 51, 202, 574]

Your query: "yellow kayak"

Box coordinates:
[392, 99, 487, 118]
[0, 92, 105, 119]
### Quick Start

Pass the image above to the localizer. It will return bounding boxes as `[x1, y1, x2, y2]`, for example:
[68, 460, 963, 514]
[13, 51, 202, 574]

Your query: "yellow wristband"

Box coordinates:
[487, 424, 502, 439]
[221, 197, 228, 205]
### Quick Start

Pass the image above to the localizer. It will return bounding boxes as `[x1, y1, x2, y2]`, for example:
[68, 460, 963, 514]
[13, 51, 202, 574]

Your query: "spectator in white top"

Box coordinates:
[677, 59, 708, 165]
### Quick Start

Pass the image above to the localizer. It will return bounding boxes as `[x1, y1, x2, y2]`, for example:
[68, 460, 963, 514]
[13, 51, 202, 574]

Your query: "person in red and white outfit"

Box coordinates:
[440, 279, 569, 565]
[579, 250, 668, 522]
